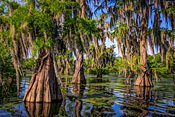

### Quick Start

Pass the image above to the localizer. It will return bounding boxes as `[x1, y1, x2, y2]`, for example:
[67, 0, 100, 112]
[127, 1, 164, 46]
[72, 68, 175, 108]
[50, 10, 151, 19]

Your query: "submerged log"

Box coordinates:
[23, 51, 62, 102]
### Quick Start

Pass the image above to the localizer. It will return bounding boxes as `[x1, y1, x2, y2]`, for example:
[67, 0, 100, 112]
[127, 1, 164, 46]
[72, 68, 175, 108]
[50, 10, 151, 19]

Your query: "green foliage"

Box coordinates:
[165, 2, 175, 13]
[89, 68, 110, 75]
[22, 58, 36, 70]
[113, 20, 128, 38]
[0, 56, 15, 78]
[78, 18, 99, 35]
[0, 43, 15, 78]
[82, 96, 118, 106]
[147, 54, 168, 78]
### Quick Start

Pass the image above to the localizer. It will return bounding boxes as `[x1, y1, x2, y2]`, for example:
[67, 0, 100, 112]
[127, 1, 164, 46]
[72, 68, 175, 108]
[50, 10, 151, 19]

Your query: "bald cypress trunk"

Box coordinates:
[23, 51, 62, 102]
[134, 31, 153, 87]
[72, 51, 86, 84]
[71, 0, 86, 84]
[134, 1, 153, 87]
[15, 69, 19, 96]
[60, 58, 65, 74]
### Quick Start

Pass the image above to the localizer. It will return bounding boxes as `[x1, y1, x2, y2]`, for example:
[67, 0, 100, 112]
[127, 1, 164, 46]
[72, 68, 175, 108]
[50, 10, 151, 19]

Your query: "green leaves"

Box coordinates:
[89, 67, 110, 75]
[113, 21, 128, 38]
[78, 18, 98, 35]
[147, 54, 169, 78]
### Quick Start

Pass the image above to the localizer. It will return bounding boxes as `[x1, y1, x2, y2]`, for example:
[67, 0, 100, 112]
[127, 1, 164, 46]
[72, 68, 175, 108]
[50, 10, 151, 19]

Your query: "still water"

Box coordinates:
[0, 73, 175, 117]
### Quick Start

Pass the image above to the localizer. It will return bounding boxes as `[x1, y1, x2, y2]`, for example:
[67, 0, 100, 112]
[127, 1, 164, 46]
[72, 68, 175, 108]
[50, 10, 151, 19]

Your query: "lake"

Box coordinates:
[0, 73, 175, 117]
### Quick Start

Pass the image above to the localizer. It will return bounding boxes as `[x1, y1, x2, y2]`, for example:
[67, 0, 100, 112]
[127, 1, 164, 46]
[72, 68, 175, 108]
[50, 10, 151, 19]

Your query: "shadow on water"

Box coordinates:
[23, 101, 62, 117]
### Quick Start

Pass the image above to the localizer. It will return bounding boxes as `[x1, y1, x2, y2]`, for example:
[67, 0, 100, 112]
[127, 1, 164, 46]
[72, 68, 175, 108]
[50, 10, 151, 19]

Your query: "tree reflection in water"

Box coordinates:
[120, 86, 152, 116]
[24, 101, 62, 117]
[72, 83, 86, 117]
[135, 86, 152, 116]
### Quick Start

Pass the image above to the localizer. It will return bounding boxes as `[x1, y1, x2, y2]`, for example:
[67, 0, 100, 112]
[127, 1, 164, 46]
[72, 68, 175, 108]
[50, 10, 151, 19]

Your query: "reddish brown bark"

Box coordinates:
[23, 52, 62, 102]
[134, 36, 153, 87]
[72, 51, 86, 84]
[59, 58, 65, 74]
[134, 1, 153, 87]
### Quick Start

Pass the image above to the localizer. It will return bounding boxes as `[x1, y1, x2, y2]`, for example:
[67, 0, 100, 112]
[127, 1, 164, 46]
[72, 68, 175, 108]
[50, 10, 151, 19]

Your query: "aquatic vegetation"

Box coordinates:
[82, 96, 119, 106]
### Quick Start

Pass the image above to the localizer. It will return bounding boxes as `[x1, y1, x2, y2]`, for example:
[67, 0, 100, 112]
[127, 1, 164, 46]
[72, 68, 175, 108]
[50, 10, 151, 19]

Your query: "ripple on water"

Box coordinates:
[0, 75, 175, 116]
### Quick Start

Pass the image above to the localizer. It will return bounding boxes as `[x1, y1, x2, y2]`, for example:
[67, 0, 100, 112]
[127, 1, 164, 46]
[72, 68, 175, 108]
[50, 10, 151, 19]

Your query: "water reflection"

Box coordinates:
[72, 83, 86, 97]
[135, 86, 152, 116]
[119, 86, 152, 116]
[72, 83, 86, 117]
[0, 75, 175, 116]
[74, 100, 82, 117]
[135, 86, 152, 101]
[24, 102, 62, 117]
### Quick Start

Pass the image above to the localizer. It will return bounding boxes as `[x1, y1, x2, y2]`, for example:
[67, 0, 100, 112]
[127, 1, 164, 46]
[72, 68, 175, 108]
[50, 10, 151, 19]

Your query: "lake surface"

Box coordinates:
[0, 73, 175, 117]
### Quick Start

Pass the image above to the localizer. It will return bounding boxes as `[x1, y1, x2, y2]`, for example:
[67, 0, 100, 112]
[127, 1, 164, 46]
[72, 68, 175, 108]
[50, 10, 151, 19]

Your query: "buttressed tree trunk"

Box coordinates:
[134, 1, 153, 87]
[23, 50, 62, 102]
[72, 51, 86, 84]
[134, 36, 153, 87]
[71, 0, 86, 84]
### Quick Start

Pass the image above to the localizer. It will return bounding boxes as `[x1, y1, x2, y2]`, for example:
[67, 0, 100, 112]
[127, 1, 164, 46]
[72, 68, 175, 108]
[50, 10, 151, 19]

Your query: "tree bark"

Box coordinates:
[134, 1, 153, 87]
[134, 37, 153, 87]
[23, 51, 62, 102]
[154, 70, 158, 82]
[59, 58, 65, 74]
[65, 57, 70, 75]
[72, 51, 86, 84]
[52, 52, 63, 85]
[15, 68, 20, 96]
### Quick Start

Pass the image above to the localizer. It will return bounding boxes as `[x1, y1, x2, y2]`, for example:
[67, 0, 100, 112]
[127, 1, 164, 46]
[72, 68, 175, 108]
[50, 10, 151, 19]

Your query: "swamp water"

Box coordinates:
[0, 72, 175, 117]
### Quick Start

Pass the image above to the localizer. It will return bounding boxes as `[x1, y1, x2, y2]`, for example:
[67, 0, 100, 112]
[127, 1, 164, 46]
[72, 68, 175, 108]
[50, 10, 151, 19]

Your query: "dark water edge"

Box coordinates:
[0, 73, 175, 117]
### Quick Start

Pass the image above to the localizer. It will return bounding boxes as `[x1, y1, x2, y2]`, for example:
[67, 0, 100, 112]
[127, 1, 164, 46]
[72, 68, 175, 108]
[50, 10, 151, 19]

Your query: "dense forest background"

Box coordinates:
[0, 0, 175, 89]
